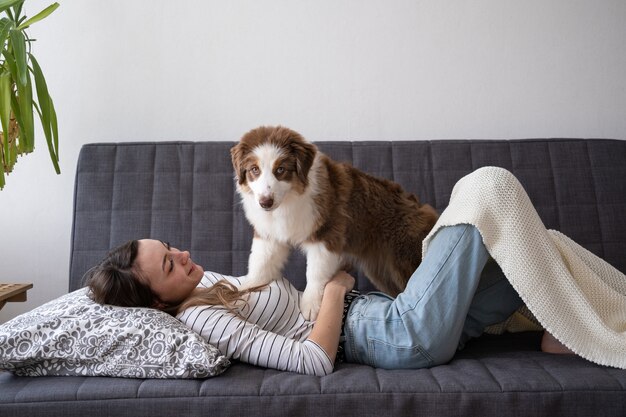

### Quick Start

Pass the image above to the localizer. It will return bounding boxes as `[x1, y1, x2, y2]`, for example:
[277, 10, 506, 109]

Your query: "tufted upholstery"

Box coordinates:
[2, 138, 625, 417]
[69, 139, 626, 292]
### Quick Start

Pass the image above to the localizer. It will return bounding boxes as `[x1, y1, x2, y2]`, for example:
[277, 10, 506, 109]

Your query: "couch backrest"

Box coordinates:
[69, 139, 626, 292]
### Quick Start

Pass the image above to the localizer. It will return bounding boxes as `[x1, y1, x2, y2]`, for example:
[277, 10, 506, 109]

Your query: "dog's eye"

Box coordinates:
[250, 166, 260, 175]
[275, 167, 285, 175]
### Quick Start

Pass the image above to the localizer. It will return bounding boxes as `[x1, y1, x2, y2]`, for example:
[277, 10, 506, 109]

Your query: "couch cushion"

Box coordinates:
[2, 332, 626, 417]
[69, 139, 626, 293]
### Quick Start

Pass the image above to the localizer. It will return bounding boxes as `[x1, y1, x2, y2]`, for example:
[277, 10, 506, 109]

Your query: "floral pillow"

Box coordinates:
[0, 288, 230, 378]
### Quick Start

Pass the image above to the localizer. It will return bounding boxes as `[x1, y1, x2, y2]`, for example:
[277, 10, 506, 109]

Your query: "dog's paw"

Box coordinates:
[299, 290, 323, 321]
[236, 277, 269, 291]
[236, 280, 255, 292]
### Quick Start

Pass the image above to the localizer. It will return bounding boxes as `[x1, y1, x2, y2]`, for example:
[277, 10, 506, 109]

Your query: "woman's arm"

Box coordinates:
[180, 303, 334, 376]
[308, 271, 355, 363]
[178, 271, 356, 376]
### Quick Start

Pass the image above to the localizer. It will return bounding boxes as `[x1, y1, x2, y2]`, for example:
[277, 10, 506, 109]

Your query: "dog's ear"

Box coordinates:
[291, 140, 317, 185]
[230, 143, 248, 185]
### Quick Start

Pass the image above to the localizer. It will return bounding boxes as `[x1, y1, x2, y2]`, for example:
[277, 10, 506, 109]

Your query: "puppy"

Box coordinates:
[231, 126, 438, 319]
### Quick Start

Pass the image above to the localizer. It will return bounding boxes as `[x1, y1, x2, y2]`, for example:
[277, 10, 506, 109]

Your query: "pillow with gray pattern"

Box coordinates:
[0, 288, 230, 378]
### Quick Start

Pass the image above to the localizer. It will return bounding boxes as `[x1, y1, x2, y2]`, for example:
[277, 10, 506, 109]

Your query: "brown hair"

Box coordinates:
[85, 240, 262, 316]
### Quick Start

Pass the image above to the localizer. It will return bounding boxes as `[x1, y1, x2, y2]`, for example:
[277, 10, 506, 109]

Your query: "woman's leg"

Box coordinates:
[458, 259, 523, 348]
[541, 331, 575, 354]
[344, 224, 502, 369]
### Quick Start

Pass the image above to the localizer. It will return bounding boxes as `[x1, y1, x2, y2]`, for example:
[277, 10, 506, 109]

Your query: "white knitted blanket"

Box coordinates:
[422, 166, 626, 369]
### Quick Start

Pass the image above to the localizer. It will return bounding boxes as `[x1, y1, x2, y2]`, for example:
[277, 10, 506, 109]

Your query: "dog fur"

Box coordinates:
[231, 126, 439, 319]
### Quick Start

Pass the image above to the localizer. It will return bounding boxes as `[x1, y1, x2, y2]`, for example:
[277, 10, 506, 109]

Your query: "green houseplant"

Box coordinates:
[0, 0, 59, 189]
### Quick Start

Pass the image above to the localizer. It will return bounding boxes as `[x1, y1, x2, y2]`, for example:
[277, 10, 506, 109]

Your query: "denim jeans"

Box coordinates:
[343, 224, 522, 369]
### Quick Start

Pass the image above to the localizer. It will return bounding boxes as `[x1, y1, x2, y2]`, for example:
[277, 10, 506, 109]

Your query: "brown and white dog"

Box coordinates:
[231, 126, 439, 320]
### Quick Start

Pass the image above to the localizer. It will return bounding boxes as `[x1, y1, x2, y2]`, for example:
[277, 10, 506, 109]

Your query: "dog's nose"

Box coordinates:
[259, 197, 274, 209]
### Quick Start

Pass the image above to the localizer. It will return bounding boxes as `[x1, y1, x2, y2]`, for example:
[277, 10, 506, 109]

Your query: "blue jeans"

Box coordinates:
[343, 224, 522, 369]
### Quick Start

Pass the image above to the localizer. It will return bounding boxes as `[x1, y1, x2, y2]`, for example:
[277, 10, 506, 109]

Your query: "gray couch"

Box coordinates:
[1, 138, 626, 417]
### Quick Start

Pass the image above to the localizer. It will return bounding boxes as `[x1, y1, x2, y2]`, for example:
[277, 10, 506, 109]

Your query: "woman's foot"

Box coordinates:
[541, 331, 575, 354]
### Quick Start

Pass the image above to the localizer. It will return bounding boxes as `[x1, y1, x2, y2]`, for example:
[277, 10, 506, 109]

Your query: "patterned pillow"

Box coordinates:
[0, 288, 230, 378]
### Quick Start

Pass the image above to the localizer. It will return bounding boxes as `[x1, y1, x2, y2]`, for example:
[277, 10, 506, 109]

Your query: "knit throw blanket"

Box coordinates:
[422, 166, 626, 369]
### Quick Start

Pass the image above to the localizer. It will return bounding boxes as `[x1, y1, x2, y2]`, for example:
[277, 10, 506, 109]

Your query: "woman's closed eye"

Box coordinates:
[160, 240, 175, 273]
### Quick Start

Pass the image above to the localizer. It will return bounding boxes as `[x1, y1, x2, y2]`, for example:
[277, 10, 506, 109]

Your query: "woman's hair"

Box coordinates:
[85, 240, 153, 308]
[84, 240, 261, 316]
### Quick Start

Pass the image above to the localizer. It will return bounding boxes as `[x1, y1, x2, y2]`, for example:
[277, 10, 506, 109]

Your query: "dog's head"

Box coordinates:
[230, 126, 317, 211]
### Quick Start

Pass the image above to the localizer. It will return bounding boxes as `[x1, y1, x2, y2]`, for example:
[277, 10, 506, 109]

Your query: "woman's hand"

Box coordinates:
[306, 271, 356, 366]
[325, 271, 355, 294]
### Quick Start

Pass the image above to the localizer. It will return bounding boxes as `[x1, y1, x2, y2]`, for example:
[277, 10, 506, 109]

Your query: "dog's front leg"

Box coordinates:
[240, 237, 290, 291]
[300, 242, 343, 321]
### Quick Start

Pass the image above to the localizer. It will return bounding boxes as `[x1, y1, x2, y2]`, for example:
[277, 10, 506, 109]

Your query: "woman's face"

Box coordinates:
[135, 239, 204, 306]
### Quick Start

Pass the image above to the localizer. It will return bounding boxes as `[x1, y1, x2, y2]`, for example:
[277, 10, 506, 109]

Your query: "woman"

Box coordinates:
[86, 168, 578, 376]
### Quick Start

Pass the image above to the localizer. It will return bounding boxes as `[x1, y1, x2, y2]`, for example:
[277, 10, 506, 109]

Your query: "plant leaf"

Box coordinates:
[9, 126, 16, 162]
[5, 89, 18, 172]
[29, 55, 51, 140]
[34, 100, 59, 174]
[22, 74, 33, 151]
[50, 96, 58, 158]
[0, 0, 22, 15]
[1, 48, 17, 77]
[14, 69, 33, 152]
[13, 0, 23, 19]
[47, 99, 60, 173]
[9, 29, 27, 86]
[0, 160, 5, 188]
[0, 18, 14, 44]
[9, 86, 22, 156]
[9, 85, 20, 118]
[30, 54, 59, 173]
[0, 71, 11, 162]
[16, 3, 59, 30]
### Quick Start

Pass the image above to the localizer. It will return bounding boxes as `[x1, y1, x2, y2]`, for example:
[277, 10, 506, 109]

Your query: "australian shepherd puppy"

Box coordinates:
[231, 126, 439, 320]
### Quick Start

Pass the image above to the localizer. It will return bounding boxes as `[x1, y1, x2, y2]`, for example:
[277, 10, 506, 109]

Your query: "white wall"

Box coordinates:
[1, 0, 625, 322]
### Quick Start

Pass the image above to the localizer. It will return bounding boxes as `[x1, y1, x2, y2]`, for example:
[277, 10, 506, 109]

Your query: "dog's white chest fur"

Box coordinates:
[241, 181, 319, 245]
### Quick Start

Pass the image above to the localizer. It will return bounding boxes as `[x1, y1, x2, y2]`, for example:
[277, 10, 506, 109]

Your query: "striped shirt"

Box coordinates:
[176, 272, 334, 376]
